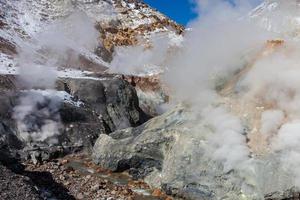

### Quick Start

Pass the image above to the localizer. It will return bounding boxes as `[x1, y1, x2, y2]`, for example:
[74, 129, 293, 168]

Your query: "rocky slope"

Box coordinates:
[0, 0, 183, 154]
[0, 0, 183, 73]
[0, 0, 180, 117]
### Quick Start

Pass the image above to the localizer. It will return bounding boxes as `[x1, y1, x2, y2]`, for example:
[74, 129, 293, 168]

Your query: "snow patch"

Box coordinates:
[57, 68, 108, 81]
[23, 89, 84, 107]
[0, 54, 17, 75]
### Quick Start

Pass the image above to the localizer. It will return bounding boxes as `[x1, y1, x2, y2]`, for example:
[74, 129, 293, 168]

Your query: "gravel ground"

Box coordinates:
[23, 154, 172, 200]
[0, 165, 41, 200]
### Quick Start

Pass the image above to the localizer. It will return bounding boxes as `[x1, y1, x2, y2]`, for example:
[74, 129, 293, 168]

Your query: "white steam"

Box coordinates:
[165, 0, 271, 105]
[110, 33, 178, 75]
[163, 0, 270, 171]
[17, 11, 99, 88]
[14, 11, 99, 144]
[260, 110, 284, 136]
[13, 90, 62, 144]
[272, 121, 300, 186]
[203, 106, 249, 171]
[163, 0, 300, 187]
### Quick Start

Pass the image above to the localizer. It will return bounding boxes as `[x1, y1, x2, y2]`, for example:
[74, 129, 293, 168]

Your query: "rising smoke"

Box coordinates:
[14, 11, 99, 144]
[163, 0, 300, 186]
[164, 0, 269, 171]
[110, 33, 177, 75]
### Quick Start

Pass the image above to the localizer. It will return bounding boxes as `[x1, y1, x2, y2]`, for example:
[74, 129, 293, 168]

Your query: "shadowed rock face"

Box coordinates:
[0, 125, 40, 199]
[0, 37, 17, 55]
[121, 75, 169, 116]
[60, 77, 150, 132]
[93, 123, 167, 179]
[0, 74, 149, 164]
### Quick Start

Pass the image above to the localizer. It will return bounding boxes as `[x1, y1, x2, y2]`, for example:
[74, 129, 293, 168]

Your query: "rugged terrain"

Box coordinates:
[3, 0, 300, 200]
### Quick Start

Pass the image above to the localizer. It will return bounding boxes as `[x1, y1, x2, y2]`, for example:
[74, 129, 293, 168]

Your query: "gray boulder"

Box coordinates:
[92, 105, 187, 183]
[93, 105, 300, 200]
[93, 123, 168, 179]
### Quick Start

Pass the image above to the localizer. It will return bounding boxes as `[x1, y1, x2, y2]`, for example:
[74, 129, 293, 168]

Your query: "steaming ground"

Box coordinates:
[159, 0, 300, 192]
[0, 0, 184, 199]
[10, 11, 100, 144]
[4, 0, 300, 199]
[0, 0, 182, 143]
[6, 0, 300, 178]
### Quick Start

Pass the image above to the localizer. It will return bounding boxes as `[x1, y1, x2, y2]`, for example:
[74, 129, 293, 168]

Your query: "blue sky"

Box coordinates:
[143, 0, 262, 26]
[143, 0, 198, 25]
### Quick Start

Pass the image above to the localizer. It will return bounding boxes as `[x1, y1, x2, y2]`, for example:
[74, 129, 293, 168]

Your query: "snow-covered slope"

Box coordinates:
[250, 0, 300, 38]
[0, 0, 184, 78]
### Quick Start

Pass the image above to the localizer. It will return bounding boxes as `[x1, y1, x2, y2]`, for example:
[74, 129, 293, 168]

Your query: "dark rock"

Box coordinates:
[0, 118, 24, 172]
[0, 36, 17, 55]
[63, 77, 150, 133]
[264, 187, 300, 200]
[59, 102, 106, 149]
[103, 78, 151, 129]
[179, 183, 215, 200]
[0, 75, 150, 163]
[95, 45, 113, 63]
[77, 54, 108, 73]
[0, 75, 17, 91]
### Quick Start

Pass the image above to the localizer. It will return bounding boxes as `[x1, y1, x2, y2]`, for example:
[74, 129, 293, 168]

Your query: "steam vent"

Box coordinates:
[2, 0, 300, 199]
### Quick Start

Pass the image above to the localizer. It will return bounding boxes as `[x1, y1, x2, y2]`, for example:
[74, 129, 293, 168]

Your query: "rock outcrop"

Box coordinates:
[61, 77, 150, 132]
[0, 74, 149, 164]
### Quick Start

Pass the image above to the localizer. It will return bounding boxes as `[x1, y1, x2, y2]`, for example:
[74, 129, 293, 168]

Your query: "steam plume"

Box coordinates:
[13, 11, 99, 144]
[164, 0, 270, 171]
[164, 0, 300, 187]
